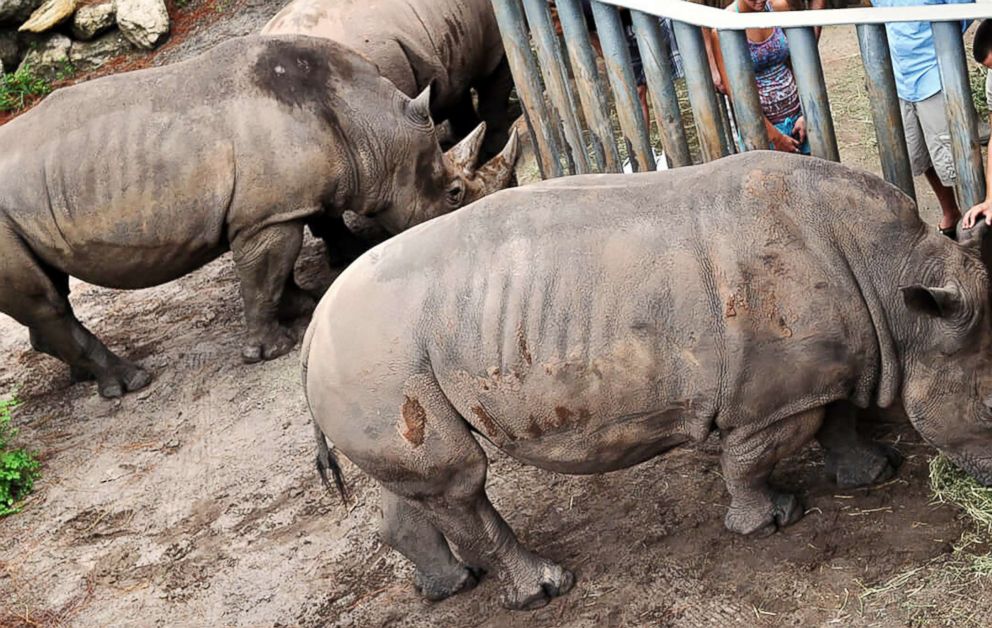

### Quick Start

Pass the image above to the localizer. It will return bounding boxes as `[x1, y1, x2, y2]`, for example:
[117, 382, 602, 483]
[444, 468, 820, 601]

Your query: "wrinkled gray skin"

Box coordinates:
[261, 0, 513, 160]
[303, 152, 992, 610]
[0, 34, 506, 398]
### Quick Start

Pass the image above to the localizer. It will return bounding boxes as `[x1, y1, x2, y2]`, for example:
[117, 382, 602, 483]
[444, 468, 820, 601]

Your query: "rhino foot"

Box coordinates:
[242, 326, 297, 364]
[415, 565, 483, 601]
[825, 442, 903, 489]
[97, 364, 153, 399]
[501, 560, 575, 610]
[725, 491, 803, 537]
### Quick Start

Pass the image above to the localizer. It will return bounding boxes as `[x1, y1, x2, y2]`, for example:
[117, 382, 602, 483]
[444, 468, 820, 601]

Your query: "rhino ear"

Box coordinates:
[900, 284, 961, 318]
[406, 85, 432, 126]
[956, 218, 992, 271]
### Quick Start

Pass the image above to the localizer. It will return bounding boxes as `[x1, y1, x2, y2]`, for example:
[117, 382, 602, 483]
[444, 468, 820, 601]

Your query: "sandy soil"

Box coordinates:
[2, 17, 991, 628]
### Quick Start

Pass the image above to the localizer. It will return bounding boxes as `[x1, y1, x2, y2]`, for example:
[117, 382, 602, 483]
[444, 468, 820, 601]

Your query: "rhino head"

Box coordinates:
[368, 86, 518, 235]
[897, 221, 992, 485]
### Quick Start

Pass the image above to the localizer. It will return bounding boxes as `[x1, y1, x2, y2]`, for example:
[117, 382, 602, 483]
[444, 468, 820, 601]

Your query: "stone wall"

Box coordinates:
[0, 0, 169, 78]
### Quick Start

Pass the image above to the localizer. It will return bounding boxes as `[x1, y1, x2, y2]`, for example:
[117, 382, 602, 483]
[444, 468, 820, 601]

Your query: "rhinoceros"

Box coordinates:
[0, 34, 514, 399]
[261, 0, 513, 160]
[302, 151, 992, 609]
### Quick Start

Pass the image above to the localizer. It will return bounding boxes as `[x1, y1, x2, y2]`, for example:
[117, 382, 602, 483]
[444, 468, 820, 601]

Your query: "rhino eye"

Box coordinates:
[446, 181, 464, 206]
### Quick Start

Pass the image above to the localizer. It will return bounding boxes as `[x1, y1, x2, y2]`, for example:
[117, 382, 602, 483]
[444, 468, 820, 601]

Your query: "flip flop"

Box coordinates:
[939, 225, 957, 241]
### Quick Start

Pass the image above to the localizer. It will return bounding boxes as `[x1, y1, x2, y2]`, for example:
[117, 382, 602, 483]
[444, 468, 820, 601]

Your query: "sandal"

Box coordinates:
[939, 225, 957, 241]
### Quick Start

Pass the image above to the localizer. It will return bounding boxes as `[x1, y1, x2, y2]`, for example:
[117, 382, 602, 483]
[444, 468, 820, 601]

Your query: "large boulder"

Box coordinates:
[68, 29, 131, 70]
[0, 0, 43, 24]
[72, 0, 115, 40]
[18, 0, 77, 33]
[115, 0, 167, 49]
[16, 32, 69, 78]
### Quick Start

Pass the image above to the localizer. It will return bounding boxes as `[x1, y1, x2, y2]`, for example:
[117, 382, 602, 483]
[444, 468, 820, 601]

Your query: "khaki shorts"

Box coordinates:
[900, 91, 956, 186]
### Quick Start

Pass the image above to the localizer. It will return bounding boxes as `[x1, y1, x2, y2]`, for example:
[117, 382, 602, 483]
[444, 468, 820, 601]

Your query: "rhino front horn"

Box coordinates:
[476, 128, 520, 188]
[407, 85, 432, 125]
[445, 122, 487, 172]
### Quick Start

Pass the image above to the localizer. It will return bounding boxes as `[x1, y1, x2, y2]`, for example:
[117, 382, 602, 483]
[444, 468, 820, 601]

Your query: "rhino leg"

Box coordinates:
[443, 92, 484, 153]
[380, 489, 482, 601]
[817, 401, 903, 488]
[370, 376, 573, 610]
[475, 57, 514, 162]
[231, 220, 304, 363]
[0, 233, 150, 398]
[721, 407, 825, 537]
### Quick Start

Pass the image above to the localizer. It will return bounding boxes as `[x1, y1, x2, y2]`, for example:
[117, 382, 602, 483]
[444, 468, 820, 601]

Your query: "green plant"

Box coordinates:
[0, 397, 41, 516]
[970, 65, 989, 121]
[0, 64, 51, 113]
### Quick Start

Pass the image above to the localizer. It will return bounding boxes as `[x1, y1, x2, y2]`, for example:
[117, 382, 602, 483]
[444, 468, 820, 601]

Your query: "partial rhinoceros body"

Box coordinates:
[0, 34, 491, 398]
[303, 152, 992, 609]
[261, 0, 513, 159]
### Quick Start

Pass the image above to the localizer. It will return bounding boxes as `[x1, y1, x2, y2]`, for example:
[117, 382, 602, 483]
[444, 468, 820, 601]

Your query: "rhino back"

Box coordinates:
[0, 35, 382, 289]
[263, 0, 501, 106]
[330, 153, 912, 471]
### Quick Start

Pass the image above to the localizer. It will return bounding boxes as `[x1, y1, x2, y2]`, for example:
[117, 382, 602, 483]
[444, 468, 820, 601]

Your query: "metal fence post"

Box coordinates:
[521, 0, 592, 174]
[631, 11, 692, 167]
[590, 1, 655, 172]
[717, 29, 767, 152]
[856, 23, 915, 200]
[491, 0, 565, 178]
[932, 20, 986, 210]
[672, 21, 729, 162]
[556, 0, 623, 172]
[785, 26, 840, 162]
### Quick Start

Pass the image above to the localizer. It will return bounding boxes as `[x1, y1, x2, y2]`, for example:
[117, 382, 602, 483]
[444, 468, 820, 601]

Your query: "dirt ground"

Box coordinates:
[3, 12, 992, 628]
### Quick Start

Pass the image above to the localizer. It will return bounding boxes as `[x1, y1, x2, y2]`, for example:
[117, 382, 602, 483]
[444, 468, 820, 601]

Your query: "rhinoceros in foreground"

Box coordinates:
[261, 0, 513, 160]
[303, 152, 992, 609]
[0, 34, 514, 398]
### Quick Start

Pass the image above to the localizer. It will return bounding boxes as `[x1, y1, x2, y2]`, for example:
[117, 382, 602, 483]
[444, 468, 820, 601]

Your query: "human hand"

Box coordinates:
[770, 129, 800, 153]
[793, 116, 807, 143]
[963, 199, 992, 228]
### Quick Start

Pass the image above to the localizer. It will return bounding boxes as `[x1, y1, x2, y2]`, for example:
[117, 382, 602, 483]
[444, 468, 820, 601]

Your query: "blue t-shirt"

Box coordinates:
[871, 0, 973, 102]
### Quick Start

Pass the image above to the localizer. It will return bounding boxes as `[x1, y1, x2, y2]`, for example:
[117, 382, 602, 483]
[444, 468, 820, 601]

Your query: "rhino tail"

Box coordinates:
[313, 417, 349, 503]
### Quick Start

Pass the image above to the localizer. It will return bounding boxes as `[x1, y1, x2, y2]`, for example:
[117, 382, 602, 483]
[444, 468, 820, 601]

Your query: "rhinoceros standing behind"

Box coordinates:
[302, 152, 992, 609]
[0, 34, 513, 398]
[261, 0, 513, 160]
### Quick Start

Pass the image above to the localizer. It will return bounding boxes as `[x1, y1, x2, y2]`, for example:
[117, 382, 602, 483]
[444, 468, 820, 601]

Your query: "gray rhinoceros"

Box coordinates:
[0, 34, 514, 399]
[302, 151, 992, 609]
[261, 0, 513, 159]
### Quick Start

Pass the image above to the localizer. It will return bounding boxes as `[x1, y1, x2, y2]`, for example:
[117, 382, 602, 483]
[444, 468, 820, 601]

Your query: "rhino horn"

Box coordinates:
[475, 128, 520, 191]
[407, 85, 432, 125]
[445, 122, 487, 172]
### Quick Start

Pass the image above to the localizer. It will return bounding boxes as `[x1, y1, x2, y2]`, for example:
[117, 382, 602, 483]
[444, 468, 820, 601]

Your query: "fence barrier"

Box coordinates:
[491, 0, 992, 209]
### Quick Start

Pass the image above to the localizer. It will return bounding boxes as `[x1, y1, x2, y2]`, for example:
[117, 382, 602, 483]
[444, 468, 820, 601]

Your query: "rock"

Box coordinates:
[0, 0, 43, 24]
[115, 0, 168, 50]
[72, 0, 115, 40]
[68, 29, 131, 71]
[16, 32, 69, 79]
[18, 0, 77, 32]
[0, 30, 18, 70]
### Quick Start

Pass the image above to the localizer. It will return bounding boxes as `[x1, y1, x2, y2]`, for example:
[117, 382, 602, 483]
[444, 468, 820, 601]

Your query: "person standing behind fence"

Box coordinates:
[870, 0, 973, 239]
[961, 20, 992, 228]
[709, 0, 812, 154]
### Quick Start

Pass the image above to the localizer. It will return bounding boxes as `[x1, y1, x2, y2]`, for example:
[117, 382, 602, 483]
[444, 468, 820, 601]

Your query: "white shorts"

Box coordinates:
[899, 91, 956, 187]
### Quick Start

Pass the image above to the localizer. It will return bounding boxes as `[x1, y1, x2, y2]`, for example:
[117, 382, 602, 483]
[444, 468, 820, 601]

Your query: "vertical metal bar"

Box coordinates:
[631, 11, 691, 167]
[785, 26, 840, 162]
[717, 29, 767, 152]
[672, 21, 729, 162]
[590, 1, 655, 172]
[933, 20, 986, 209]
[554, 0, 621, 172]
[521, 0, 591, 174]
[856, 23, 915, 200]
[491, 0, 564, 178]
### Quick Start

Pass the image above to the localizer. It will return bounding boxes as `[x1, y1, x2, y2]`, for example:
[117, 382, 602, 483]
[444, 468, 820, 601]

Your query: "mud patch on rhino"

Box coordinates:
[399, 396, 426, 446]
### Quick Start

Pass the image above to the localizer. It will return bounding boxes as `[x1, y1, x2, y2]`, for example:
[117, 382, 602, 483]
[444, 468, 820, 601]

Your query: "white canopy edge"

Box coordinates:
[593, 0, 992, 30]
